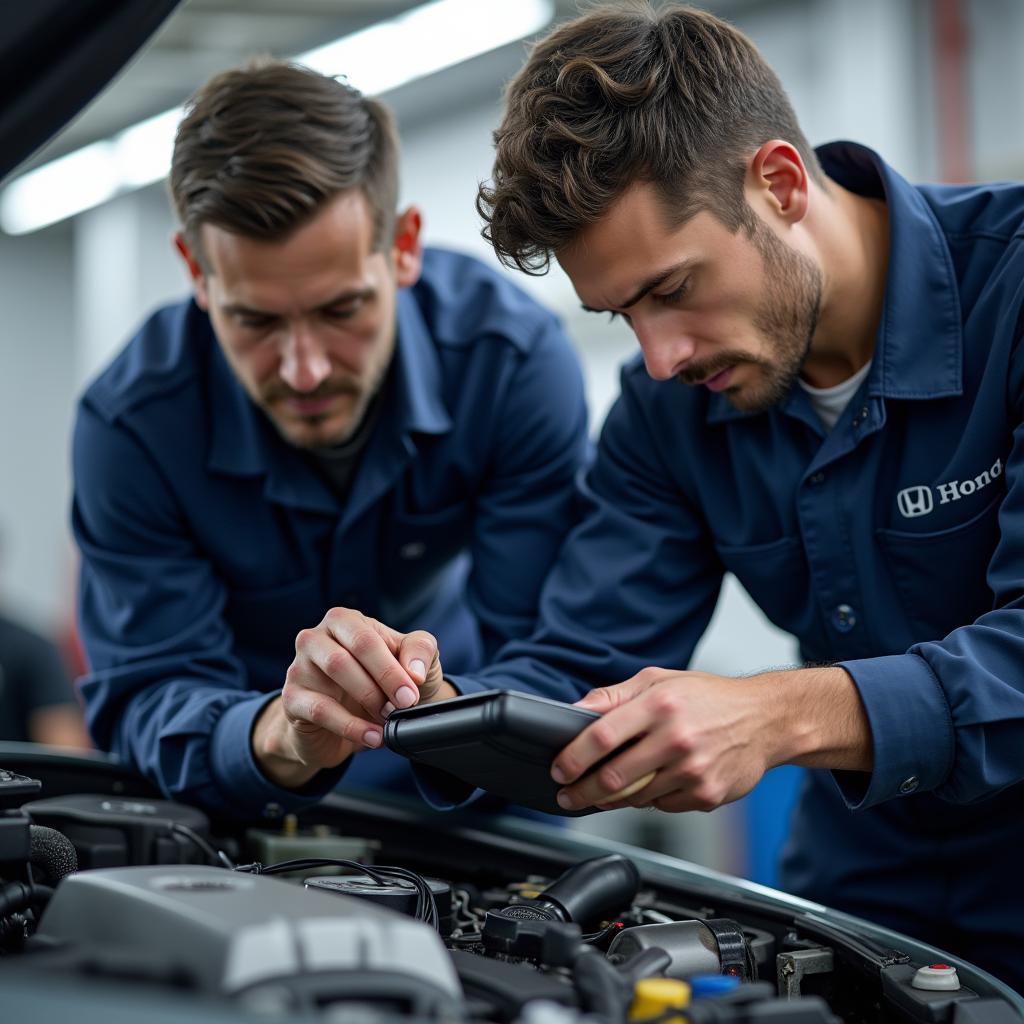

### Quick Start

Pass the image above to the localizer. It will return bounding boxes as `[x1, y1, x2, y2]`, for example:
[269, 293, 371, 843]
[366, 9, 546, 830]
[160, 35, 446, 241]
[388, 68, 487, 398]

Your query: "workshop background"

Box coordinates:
[0, 0, 1013, 887]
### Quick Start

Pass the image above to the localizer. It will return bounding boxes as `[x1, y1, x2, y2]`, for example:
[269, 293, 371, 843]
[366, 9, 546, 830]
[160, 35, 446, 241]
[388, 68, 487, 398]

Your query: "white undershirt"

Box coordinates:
[798, 360, 873, 431]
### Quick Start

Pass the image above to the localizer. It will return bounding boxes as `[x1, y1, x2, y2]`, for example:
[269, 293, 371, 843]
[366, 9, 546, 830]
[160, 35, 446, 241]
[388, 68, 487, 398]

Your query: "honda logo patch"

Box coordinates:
[897, 486, 933, 518]
[896, 458, 1003, 519]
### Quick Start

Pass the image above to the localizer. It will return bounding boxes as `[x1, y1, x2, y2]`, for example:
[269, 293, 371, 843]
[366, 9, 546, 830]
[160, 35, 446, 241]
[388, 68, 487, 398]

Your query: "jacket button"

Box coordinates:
[899, 776, 919, 795]
[831, 603, 857, 632]
[809, 472, 826, 485]
[851, 404, 870, 428]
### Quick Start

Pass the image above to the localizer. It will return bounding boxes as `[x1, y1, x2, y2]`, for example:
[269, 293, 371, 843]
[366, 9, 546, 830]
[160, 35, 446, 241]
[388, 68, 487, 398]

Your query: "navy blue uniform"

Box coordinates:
[450, 144, 1024, 986]
[73, 248, 588, 820]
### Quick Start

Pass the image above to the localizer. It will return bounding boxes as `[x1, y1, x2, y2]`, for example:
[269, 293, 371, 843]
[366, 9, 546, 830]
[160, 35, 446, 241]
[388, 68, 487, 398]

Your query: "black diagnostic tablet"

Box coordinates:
[383, 689, 604, 817]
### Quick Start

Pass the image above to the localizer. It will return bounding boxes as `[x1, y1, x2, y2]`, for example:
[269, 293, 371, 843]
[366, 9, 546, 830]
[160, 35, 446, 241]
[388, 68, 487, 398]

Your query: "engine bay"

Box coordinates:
[0, 747, 1020, 1024]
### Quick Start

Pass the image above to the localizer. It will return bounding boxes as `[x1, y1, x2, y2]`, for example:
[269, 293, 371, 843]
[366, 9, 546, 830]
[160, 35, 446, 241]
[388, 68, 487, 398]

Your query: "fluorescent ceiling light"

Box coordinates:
[0, 0, 552, 235]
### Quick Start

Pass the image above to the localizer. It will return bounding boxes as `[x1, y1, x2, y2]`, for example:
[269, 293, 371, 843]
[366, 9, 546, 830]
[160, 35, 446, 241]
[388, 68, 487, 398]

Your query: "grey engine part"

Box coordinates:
[36, 864, 463, 1017]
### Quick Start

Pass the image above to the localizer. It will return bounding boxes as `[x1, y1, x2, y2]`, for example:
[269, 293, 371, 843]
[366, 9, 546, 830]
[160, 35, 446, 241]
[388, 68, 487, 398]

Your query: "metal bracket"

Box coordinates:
[777, 946, 835, 998]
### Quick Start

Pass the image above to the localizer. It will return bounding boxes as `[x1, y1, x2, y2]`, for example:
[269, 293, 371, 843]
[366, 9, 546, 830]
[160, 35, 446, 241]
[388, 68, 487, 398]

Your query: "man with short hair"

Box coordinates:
[72, 60, 588, 819]
[308, 3, 1024, 988]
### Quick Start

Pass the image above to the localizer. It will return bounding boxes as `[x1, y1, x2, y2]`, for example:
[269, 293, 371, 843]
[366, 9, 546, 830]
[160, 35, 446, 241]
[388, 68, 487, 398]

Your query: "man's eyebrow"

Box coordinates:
[220, 301, 274, 317]
[580, 259, 697, 314]
[220, 287, 375, 317]
[314, 287, 375, 309]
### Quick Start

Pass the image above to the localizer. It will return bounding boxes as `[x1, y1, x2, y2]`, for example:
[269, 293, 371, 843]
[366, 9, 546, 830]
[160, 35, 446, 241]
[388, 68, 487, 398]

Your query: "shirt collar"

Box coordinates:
[707, 141, 963, 425]
[206, 286, 452, 509]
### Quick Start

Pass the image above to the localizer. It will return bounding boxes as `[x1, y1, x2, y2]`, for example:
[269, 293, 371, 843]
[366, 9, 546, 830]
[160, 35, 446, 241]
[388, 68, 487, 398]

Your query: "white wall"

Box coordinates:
[750, 0, 929, 181]
[0, 226, 76, 632]
[74, 189, 189, 389]
[967, 0, 1024, 179]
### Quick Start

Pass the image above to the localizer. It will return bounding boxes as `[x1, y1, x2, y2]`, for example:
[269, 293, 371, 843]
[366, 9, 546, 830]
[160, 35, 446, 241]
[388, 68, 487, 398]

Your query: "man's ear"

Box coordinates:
[747, 140, 810, 225]
[173, 231, 211, 310]
[391, 206, 424, 288]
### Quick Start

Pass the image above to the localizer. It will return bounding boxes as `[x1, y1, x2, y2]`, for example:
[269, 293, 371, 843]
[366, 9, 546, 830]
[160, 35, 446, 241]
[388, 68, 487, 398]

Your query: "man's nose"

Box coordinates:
[633, 315, 697, 381]
[279, 323, 331, 393]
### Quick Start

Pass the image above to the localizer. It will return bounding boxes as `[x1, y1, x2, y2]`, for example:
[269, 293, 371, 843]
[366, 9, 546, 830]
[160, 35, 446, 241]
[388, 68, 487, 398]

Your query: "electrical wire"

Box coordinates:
[583, 920, 626, 945]
[449, 887, 485, 945]
[168, 823, 236, 869]
[235, 857, 441, 933]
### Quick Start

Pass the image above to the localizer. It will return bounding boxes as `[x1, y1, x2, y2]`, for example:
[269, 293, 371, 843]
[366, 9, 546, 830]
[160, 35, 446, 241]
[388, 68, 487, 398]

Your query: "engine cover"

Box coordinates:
[37, 864, 462, 1015]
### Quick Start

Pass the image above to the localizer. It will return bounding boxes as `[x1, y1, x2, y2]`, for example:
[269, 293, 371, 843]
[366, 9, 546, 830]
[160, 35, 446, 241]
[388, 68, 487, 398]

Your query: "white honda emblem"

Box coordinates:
[897, 486, 933, 518]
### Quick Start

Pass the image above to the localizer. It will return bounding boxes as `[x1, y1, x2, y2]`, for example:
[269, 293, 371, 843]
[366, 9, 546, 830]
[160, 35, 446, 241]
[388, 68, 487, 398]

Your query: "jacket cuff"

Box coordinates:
[209, 691, 348, 820]
[834, 653, 954, 810]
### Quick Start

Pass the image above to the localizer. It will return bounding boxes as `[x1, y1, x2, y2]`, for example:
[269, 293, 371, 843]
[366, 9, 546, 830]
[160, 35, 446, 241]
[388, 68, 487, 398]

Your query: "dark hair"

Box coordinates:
[170, 59, 399, 264]
[478, 2, 823, 274]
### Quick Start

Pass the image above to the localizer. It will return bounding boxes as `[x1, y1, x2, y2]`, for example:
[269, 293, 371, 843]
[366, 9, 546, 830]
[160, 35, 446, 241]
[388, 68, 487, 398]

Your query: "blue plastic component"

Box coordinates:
[689, 974, 742, 999]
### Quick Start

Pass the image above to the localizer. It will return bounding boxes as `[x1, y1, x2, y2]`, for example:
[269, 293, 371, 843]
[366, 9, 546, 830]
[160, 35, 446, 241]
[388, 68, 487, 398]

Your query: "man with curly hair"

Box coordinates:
[324, 3, 1024, 988]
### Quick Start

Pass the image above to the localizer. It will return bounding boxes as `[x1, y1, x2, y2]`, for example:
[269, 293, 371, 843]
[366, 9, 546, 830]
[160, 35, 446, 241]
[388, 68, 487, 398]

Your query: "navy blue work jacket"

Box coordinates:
[73, 248, 588, 820]
[450, 144, 1024, 984]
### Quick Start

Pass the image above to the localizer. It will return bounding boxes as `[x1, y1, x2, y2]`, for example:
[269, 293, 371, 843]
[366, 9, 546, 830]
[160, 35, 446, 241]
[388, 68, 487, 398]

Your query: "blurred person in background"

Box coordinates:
[0, 533, 91, 748]
[293, 1, 1024, 990]
[71, 60, 588, 820]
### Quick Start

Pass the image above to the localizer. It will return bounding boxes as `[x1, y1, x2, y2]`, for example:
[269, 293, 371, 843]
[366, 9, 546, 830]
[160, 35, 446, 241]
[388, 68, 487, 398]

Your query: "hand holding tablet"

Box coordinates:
[383, 690, 640, 816]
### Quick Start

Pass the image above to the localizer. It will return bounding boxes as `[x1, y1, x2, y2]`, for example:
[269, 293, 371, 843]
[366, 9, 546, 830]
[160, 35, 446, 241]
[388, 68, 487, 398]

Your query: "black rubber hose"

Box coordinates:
[573, 944, 632, 1021]
[0, 880, 54, 917]
[613, 945, 673, 986]
[536, 854, 641, 928]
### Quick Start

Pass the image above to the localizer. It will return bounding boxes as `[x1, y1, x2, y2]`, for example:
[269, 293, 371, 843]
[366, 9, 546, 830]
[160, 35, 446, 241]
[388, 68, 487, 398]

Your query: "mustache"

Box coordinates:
[677, 353, 757, 387]
[261, 378, 362, 403]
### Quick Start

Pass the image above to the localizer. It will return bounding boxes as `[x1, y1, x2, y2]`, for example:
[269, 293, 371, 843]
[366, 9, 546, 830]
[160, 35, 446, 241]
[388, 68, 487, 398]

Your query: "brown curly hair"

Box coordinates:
[478, 2, 823, 275]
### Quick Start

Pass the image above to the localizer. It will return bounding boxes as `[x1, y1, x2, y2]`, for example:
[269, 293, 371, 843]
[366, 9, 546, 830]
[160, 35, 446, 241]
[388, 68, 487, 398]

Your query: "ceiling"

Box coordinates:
[22, 0, 758, 177]
[25, 1, 413, 169]
[23, 0, 532, 173]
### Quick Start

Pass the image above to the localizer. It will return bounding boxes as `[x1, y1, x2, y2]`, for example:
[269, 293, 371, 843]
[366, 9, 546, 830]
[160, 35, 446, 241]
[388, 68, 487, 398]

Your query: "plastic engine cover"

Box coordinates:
[37, 864, 462, 1012]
